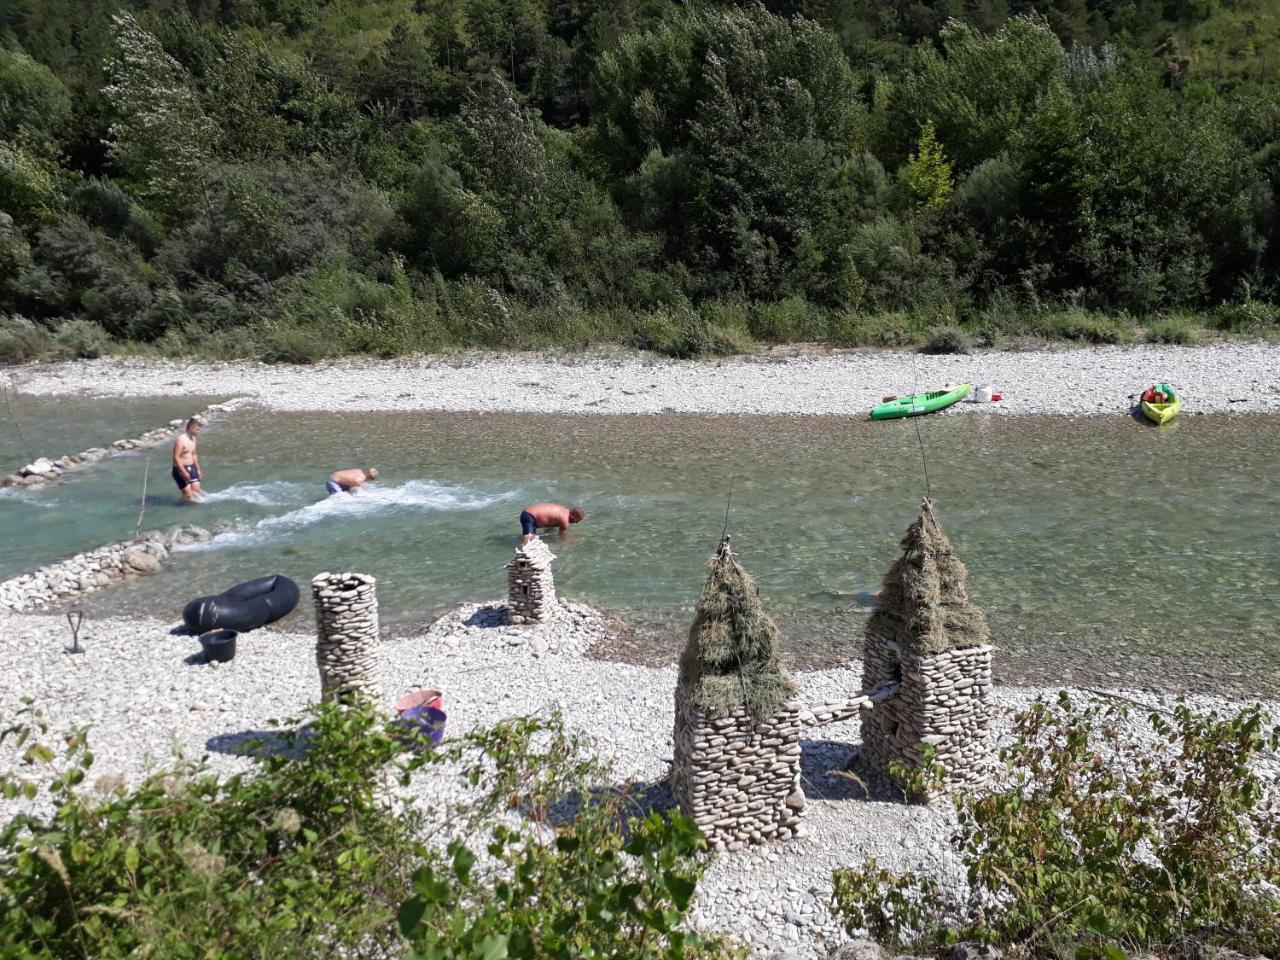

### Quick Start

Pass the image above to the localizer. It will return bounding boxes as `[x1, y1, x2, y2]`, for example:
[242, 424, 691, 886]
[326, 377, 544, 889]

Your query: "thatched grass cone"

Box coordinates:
[867, 497, 989, 655]
[678, 536, 795, 719]
[858, 497, 994, 802]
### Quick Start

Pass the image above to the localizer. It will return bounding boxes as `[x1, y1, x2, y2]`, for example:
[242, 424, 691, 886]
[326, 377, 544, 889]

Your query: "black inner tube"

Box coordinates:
[183, 575, 300, 635]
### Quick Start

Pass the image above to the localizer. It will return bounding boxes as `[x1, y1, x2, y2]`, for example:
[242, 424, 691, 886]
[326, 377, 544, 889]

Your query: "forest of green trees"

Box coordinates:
[2, 0, 1278, 361]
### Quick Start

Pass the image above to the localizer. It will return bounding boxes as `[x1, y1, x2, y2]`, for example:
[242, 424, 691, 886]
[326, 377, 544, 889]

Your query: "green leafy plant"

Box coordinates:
[832, 859, 944, 951]
[900, 120, 954, 211]
[831, 695, 1280, 958]
[958, 694, 1280, 955]
[0, 703, 733, 959]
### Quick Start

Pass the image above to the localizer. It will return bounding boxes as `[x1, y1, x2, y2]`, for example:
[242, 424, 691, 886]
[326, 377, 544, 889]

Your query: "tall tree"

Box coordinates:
[103, 13, 216, 217]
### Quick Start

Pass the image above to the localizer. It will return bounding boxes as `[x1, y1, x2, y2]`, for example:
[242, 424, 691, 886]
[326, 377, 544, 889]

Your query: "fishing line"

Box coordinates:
[136, 453, 151, 536]
[913, 416, 933, 501]
[908, 346, 934, 501]
[2, 379, 35, 466]
[720, 475, 735, 543]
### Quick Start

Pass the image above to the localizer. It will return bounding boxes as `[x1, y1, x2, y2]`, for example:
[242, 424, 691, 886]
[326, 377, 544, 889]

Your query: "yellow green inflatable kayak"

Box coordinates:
[870, 384, 972, 420]
[1140, 382, 1181, 425]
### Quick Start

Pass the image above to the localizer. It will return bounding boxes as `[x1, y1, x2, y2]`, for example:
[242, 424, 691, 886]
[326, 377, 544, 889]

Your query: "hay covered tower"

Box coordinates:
[671, 536, 807, 849]
[859, 498, 993, 799]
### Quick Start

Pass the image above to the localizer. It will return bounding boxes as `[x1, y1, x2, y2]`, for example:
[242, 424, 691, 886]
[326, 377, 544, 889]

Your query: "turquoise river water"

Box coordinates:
[2, 401, 1278, 695]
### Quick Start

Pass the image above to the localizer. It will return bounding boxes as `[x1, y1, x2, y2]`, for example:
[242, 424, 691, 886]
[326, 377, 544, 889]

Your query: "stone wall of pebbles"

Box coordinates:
[312, 572, 380, 704]
[671, 688, 807, 851]
[0, 525, 212, 612]
[2, 399, 246, 488]
[506, 537, 557, 624]
[859, 636, 994, 798]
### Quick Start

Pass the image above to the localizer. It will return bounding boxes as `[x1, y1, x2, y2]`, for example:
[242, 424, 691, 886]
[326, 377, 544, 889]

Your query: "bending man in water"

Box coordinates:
[172, 418, 204, 502]
[327, 467, 379, 496]
[519, 502, 585, 542]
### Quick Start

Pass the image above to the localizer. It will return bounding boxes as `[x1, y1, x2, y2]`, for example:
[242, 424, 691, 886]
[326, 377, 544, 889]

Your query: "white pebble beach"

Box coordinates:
[3, 343, 1279, 958]
[5, 341, 1280, 416]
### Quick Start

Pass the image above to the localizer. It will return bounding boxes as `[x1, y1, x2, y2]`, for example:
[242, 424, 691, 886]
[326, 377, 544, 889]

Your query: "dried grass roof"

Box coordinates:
[678, 537, 795, 719]
[866, 498, 989, 655]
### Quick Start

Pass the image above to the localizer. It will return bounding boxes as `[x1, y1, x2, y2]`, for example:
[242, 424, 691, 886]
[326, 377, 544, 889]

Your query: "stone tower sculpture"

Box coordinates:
[506, 536, 557, 623]
[671, 537, 807, 849]
[859, 498, 993, 799]
[312, 571, 380, 704]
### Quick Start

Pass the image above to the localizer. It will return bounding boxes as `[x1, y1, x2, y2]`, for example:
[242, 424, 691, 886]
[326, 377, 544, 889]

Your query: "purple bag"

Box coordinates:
[398, 705, 447, 746]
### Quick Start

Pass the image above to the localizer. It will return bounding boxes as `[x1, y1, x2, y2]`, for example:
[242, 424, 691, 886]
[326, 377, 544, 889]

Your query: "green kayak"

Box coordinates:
[870, 384, 972, 420]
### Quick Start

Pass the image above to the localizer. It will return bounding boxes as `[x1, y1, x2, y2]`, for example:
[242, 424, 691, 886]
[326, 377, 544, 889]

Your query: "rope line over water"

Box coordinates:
[908, 350, 934, 501]
[2, 379, 36, 466]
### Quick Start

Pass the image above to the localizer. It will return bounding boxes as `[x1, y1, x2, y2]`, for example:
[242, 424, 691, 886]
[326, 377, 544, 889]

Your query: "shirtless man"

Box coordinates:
[519, 502, 585, 541]
[327, 467, 379, 496]
[171, 418, 203, 502]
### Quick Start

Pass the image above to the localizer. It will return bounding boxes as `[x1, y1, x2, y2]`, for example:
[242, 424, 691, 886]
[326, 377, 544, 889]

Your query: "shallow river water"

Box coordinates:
[3, 402, 1278, 695]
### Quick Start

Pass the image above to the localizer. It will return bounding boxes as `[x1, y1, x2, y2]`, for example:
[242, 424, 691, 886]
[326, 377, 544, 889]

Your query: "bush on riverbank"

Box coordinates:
[832, 694, 1280, 958]
[3, 304, 1262, 366]
[0, 702, 730, 958]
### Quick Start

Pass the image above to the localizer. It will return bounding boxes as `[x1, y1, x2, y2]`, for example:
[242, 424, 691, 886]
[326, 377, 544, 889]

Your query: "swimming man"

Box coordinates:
[519, 502, 585, 541]
[327, 467, 379, 495]
[172, 418, 204, 502]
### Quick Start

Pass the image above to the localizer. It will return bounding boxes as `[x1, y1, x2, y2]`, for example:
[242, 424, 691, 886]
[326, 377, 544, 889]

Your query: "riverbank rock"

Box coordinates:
[21, 457, 56, 476]
[0, 525, 209, 611]
[2, 399, 249, 488]
[123, 549, 162, 575]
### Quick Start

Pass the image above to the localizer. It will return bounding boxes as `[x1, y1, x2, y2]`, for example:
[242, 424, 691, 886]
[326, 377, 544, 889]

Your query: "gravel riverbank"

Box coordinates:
[6, 342, 1280, 417]
[2, 606, 1275, 957]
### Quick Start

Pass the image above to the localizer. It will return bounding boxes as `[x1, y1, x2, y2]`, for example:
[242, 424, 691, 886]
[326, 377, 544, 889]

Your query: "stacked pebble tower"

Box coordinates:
[671, 693, 807, 851]
[859, 635, 994, 798]
[312, 572, 380, 703]
[506, 537, 557, 623]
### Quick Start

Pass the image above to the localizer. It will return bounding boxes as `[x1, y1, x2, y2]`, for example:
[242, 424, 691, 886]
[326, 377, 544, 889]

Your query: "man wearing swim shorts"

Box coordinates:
[519, 502, 585, 542]
[171, 418, 203, 502]
[327, 467, 379, 495]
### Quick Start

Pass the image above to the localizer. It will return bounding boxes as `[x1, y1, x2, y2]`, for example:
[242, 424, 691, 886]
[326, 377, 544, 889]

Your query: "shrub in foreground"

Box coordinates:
[0, 702, 730, 959]
[833, 694, 1280, 958]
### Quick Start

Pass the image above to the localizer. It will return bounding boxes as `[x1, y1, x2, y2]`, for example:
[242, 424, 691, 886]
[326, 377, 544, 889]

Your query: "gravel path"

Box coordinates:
[7, 342, 1280, 416]
[3, 606, 1275, 958]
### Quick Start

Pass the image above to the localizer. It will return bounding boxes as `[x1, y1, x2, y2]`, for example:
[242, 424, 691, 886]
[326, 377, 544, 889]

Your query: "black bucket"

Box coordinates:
[198, 629, 238, 663]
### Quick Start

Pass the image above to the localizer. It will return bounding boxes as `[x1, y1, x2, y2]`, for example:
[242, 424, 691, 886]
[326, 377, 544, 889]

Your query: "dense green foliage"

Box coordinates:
[0, 702, 730, 958]
[1, 0, 1278, 360]
[832, 694, 1280, 958]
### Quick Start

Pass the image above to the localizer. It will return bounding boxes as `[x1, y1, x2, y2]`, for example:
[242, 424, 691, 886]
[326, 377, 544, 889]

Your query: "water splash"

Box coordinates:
[0, 487, 57, 508]
[196, 481, 310, 508]
[184, 479, 520, 551]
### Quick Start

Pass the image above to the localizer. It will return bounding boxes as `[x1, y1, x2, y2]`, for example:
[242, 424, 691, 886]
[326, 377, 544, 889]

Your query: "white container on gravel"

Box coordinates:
[973, 385, 993, 403]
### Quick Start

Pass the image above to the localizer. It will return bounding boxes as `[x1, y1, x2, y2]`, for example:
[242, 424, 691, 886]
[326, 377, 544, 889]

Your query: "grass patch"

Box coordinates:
[1144, 314, 1201, 345]
[7, 301, 1276, 365]
[1034, 309, 1133, 344]
[919, 324, 973, 354]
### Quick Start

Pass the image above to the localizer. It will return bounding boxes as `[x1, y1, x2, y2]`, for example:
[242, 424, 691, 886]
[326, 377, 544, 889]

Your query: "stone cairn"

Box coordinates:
[2, 399, 246, 488]
[312, 572, 380, 704]
[506, 536, 557, 623]
[0, 525, 212, 612]
[672, 537, 805, 850]
[858, 498, 994, 800]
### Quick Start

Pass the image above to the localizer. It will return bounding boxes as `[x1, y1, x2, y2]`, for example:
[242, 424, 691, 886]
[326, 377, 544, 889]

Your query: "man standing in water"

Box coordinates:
[519, 502, 585, 541]
[171, 418, 204, 502]
[327, 467, 379, 495]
